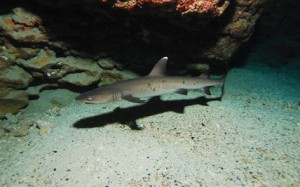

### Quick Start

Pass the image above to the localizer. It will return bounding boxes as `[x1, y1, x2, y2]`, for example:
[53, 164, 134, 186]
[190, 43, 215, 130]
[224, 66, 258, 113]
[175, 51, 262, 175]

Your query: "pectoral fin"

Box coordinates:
[122, 95, 145, 103]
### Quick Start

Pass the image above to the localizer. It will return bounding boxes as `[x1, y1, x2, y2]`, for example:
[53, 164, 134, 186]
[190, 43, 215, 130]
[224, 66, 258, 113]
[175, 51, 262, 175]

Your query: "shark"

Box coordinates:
[76, 57, 225, 104]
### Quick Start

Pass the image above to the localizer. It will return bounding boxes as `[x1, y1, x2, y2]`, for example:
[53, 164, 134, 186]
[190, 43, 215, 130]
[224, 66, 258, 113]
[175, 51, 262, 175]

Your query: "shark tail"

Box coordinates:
[199, 68, 227, 98]
[218, 63, 229, 99]
[219, 76, 226, 99]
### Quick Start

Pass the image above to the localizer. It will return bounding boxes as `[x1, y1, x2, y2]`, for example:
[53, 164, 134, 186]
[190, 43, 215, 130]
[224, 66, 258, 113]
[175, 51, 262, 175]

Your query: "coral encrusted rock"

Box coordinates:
[0, 57, 33, 118]
[0, 7, 48, 43]
[26, 0, 264, 64]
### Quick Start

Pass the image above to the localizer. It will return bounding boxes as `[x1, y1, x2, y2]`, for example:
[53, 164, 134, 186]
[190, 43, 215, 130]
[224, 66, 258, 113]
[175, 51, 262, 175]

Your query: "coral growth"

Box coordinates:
[0, 7, 48, 43]
[176, 0, 230, 16]
[114, 0, 174, 10]
[113, 0, 229, 17]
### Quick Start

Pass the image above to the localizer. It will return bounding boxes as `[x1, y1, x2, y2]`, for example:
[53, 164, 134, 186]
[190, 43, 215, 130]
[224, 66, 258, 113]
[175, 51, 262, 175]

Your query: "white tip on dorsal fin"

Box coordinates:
[148, 57, 168, 76]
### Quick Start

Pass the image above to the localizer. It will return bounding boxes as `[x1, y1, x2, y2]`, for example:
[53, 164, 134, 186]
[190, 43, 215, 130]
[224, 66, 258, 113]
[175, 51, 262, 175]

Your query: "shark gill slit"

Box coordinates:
[113, 92, 118, 101]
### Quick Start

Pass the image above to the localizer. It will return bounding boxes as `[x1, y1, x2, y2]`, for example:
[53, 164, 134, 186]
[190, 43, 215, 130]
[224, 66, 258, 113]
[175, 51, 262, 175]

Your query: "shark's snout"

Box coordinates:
[76, 93, 95, 103]
[76, 88, 116, 104]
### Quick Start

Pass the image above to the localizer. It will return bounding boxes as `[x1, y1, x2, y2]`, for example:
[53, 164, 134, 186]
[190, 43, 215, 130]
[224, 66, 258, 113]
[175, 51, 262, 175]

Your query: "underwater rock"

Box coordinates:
[0, 0, 264, 66]
[0, 57, 33, 118]
[10, 119, 53, 136]
[54, 56, 102, 86]
[15, 49, 55, 71]
[0, 41, 40, 62]
[0, 7, 48, 43]
[99, 69, 127, 86]
[0, 89, 29, 118]
[11, 119, 34, 137]
[16, 49, 102, 86]
[33, 0, 230, 18]
[97, 58, 124, 70]
[26, 84, 58, 97]
[104, 0, 230, 18]
[58, 71, 100, 86]
[24, 0, 263, 63]
[0, 64, 33, 89]
[176, 0, 230, 16]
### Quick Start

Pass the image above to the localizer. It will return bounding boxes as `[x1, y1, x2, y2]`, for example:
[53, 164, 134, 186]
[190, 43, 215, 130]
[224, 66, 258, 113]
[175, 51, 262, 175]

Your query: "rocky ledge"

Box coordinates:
[0, 0, 264, 117]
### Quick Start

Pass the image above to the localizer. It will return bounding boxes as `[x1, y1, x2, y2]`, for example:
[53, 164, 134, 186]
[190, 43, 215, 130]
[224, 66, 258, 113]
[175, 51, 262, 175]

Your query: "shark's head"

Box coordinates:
[76, 87, 115, 104]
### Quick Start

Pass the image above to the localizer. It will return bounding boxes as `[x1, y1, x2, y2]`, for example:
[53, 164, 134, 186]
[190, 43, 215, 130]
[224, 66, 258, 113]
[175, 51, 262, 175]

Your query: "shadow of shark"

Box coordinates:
[73, 96, 221, 129]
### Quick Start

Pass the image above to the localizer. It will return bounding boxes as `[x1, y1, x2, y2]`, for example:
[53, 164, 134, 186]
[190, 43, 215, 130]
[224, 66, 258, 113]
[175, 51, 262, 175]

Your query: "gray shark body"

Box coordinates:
[76, 57, 225, 104]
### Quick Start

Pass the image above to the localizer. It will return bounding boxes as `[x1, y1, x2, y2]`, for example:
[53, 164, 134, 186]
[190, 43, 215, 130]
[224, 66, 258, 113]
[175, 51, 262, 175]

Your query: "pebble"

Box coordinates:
[11, 120, 34, 137]
[35, 120, 54, 134]
[0, 128, 5, 136]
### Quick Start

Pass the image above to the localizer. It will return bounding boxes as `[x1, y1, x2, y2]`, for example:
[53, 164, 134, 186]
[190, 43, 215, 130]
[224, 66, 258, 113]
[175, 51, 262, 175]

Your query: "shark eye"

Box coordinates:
[87, 96, 93, 101]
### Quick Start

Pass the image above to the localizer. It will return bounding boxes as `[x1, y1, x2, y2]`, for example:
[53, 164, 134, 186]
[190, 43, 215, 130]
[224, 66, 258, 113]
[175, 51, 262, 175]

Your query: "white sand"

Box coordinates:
[0, 57, 299, 186]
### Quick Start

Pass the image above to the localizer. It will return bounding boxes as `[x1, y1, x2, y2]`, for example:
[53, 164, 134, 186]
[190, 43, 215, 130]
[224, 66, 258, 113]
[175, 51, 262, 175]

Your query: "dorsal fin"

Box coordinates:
[199, 71, 209, 78]
[148, 57, 168, 76]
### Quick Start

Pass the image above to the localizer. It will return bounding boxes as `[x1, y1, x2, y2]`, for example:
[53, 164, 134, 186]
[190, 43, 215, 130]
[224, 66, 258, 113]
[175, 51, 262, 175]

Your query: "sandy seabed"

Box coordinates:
[0, 56, 299, 186]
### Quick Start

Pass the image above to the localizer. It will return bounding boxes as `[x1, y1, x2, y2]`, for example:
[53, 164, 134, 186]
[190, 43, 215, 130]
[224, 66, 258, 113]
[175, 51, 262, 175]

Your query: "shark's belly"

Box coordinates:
[131, 87, 177, 98]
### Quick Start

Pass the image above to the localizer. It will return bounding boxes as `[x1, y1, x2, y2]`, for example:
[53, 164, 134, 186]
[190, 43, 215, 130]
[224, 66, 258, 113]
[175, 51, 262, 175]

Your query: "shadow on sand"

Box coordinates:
[73, 96, 221, 130]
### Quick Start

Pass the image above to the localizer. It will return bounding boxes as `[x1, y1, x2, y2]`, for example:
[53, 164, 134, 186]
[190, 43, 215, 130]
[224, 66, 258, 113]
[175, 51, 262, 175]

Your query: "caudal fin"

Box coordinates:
[202, 86, 212, 95]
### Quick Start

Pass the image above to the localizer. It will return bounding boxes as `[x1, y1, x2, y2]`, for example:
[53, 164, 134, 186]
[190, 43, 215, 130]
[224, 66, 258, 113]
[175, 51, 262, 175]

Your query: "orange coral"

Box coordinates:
[115, 0, 174, 10]
[114, 0, 137, 10]
[32, 51, 52, 66]
[137, 0, 174, 7]
[113, 0, 229, 16]
[5, 19, 14, 26]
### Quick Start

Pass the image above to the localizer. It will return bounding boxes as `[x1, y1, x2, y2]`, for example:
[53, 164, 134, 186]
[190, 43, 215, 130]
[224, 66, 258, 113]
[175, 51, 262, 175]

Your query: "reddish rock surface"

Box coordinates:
[26, 0, 264, 64]
[0, 7, 48, 43]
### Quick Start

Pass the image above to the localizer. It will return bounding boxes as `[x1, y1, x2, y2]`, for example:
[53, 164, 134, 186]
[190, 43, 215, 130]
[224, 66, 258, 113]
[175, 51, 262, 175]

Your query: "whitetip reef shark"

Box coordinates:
[76, 57, 225, 104]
